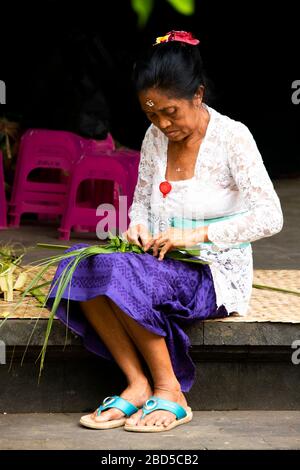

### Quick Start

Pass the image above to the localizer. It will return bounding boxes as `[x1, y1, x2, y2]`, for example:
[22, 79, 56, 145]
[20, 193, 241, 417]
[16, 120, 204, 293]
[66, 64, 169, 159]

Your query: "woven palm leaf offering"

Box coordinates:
[0, 243, 29, 302]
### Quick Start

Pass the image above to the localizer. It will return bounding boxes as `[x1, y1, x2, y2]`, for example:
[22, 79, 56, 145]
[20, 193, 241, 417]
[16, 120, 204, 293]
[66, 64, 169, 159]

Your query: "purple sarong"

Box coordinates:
[46, 243, 228, 392]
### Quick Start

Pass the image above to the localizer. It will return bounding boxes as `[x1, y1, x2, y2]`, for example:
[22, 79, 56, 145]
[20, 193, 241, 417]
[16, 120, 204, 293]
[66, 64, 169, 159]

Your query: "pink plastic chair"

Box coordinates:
[72, 147, 140, 234]
[73, 139, 137, 225]
[76, 133, 115, 209]
[112, 149, 140, 208]
[58, 155, 130, 240]
[0, 150, 7, 228]
[8, 129, 83, 227]
[79, 133, 115, 155]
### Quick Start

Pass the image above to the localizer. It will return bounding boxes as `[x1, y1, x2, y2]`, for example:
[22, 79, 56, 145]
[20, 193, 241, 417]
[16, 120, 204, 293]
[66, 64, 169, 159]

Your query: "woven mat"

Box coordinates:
[218, 269, 300, 323]
[0, 268, 299, 323]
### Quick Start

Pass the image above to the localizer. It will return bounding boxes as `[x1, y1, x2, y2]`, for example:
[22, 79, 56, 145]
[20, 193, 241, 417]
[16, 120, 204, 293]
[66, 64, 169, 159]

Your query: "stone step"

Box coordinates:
[0, 318, 299, 412]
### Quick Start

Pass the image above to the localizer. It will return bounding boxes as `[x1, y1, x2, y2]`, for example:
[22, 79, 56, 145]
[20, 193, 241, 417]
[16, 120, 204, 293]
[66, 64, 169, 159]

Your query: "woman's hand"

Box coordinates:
[144, 226, 208, 261]
[122, 224, 153, 249]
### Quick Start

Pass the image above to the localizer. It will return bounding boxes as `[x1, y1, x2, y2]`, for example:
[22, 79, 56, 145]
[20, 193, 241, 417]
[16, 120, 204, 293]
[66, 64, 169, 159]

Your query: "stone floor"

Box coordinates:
[0, 411, 299, 450]
[251, 177, 300, 270]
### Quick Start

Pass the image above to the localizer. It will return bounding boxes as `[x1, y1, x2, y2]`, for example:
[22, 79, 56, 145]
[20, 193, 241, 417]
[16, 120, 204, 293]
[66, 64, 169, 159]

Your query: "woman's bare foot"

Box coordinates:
[89, 378, 153, 423]
[125, 381, 189, 428]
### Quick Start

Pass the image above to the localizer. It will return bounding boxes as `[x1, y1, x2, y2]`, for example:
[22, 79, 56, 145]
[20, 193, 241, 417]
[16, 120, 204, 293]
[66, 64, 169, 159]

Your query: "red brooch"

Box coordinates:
[159, 181, 172, 198]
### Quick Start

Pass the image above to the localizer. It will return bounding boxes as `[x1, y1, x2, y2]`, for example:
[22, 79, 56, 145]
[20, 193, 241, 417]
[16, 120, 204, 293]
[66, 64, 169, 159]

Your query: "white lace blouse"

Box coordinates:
[128, 104, 284, 316]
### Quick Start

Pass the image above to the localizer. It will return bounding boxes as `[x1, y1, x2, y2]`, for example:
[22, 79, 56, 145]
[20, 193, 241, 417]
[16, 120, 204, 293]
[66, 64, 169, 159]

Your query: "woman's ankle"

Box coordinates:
[127, 375, 151, 388]
[154, 379, 181, 392]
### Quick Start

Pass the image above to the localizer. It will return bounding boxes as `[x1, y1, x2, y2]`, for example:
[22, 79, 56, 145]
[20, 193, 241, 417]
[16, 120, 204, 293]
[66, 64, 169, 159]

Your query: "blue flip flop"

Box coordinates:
[80, 395, 139, 429]
[124, 396, 193, 432]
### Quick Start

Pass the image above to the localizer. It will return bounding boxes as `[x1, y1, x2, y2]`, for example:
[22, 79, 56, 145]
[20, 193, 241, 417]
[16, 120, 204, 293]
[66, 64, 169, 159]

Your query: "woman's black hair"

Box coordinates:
[133, 40, 214, 104]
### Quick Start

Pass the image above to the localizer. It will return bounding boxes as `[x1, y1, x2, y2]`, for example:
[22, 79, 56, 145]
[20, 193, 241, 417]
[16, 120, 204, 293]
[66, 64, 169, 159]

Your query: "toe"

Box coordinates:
[155, 419, 163, 427]
[162, 417, 172, 428]
[144, 415, 156, 426]
[94, 408, 124, 422]
[147, 411, 175, 427]
[125, 409, 143, 426]
[153, 412, 168, 427]
[126, 410, 177, 428]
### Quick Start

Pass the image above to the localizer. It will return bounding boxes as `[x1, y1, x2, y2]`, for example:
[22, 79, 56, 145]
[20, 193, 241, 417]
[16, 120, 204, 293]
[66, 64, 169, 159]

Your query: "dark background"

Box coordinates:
[1, 0, 299, 178]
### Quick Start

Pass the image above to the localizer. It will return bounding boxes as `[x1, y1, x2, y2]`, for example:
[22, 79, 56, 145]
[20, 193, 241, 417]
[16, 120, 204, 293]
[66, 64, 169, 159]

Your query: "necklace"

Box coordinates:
[161, 116, 206, 196]
[167, 139, 201, 178]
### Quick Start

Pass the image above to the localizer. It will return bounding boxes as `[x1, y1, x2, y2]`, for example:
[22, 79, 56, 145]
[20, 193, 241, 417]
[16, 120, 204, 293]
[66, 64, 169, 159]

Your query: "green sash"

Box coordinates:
[170, 211, 250, 249]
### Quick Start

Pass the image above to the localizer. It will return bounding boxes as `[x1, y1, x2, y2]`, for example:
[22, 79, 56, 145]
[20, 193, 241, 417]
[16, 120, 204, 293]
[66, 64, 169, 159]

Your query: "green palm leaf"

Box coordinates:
[167, 0, 195, 15]
[131, 0, 154, 28]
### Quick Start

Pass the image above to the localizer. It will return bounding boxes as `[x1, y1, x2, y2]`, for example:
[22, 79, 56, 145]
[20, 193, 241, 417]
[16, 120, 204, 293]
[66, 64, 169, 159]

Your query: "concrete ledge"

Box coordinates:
[0, 319, 82, 347]
[201, 322, 300, 346]
[1, 318, 300, 347]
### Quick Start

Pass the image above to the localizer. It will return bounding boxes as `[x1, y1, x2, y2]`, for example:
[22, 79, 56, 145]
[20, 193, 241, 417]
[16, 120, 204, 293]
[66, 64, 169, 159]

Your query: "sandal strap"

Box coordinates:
[96, 395, 139, 417]
[141, 396, 187, 420]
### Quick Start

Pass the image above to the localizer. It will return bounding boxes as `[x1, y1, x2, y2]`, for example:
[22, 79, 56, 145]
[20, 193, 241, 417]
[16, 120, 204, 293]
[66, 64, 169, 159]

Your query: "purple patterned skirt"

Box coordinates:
[46, 243, 228, 392]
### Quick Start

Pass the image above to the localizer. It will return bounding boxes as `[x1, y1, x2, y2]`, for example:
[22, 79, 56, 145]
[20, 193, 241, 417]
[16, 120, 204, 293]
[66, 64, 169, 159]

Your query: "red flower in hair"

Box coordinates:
[155, 30, 200, 46]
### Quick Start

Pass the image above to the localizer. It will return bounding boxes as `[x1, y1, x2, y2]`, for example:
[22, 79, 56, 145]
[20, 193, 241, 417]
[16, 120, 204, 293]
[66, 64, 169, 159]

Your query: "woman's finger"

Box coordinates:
[143, 241, 153, 251]
[152, 238, 162, 256]
[121, 231, 129, 241]
[133, 237, 143, 247]
[139, 233, 153, 250]
[152, 237, 169, 257]
[126, 230, 142, 247]
[147, 235, 160, 255]
[158, 241, 172, 260]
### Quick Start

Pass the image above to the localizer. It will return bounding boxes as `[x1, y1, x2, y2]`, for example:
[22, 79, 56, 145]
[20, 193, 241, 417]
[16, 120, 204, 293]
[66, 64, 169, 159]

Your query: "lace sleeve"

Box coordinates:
[128, 125, 155, 228]
[207, 122, 284, 248]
